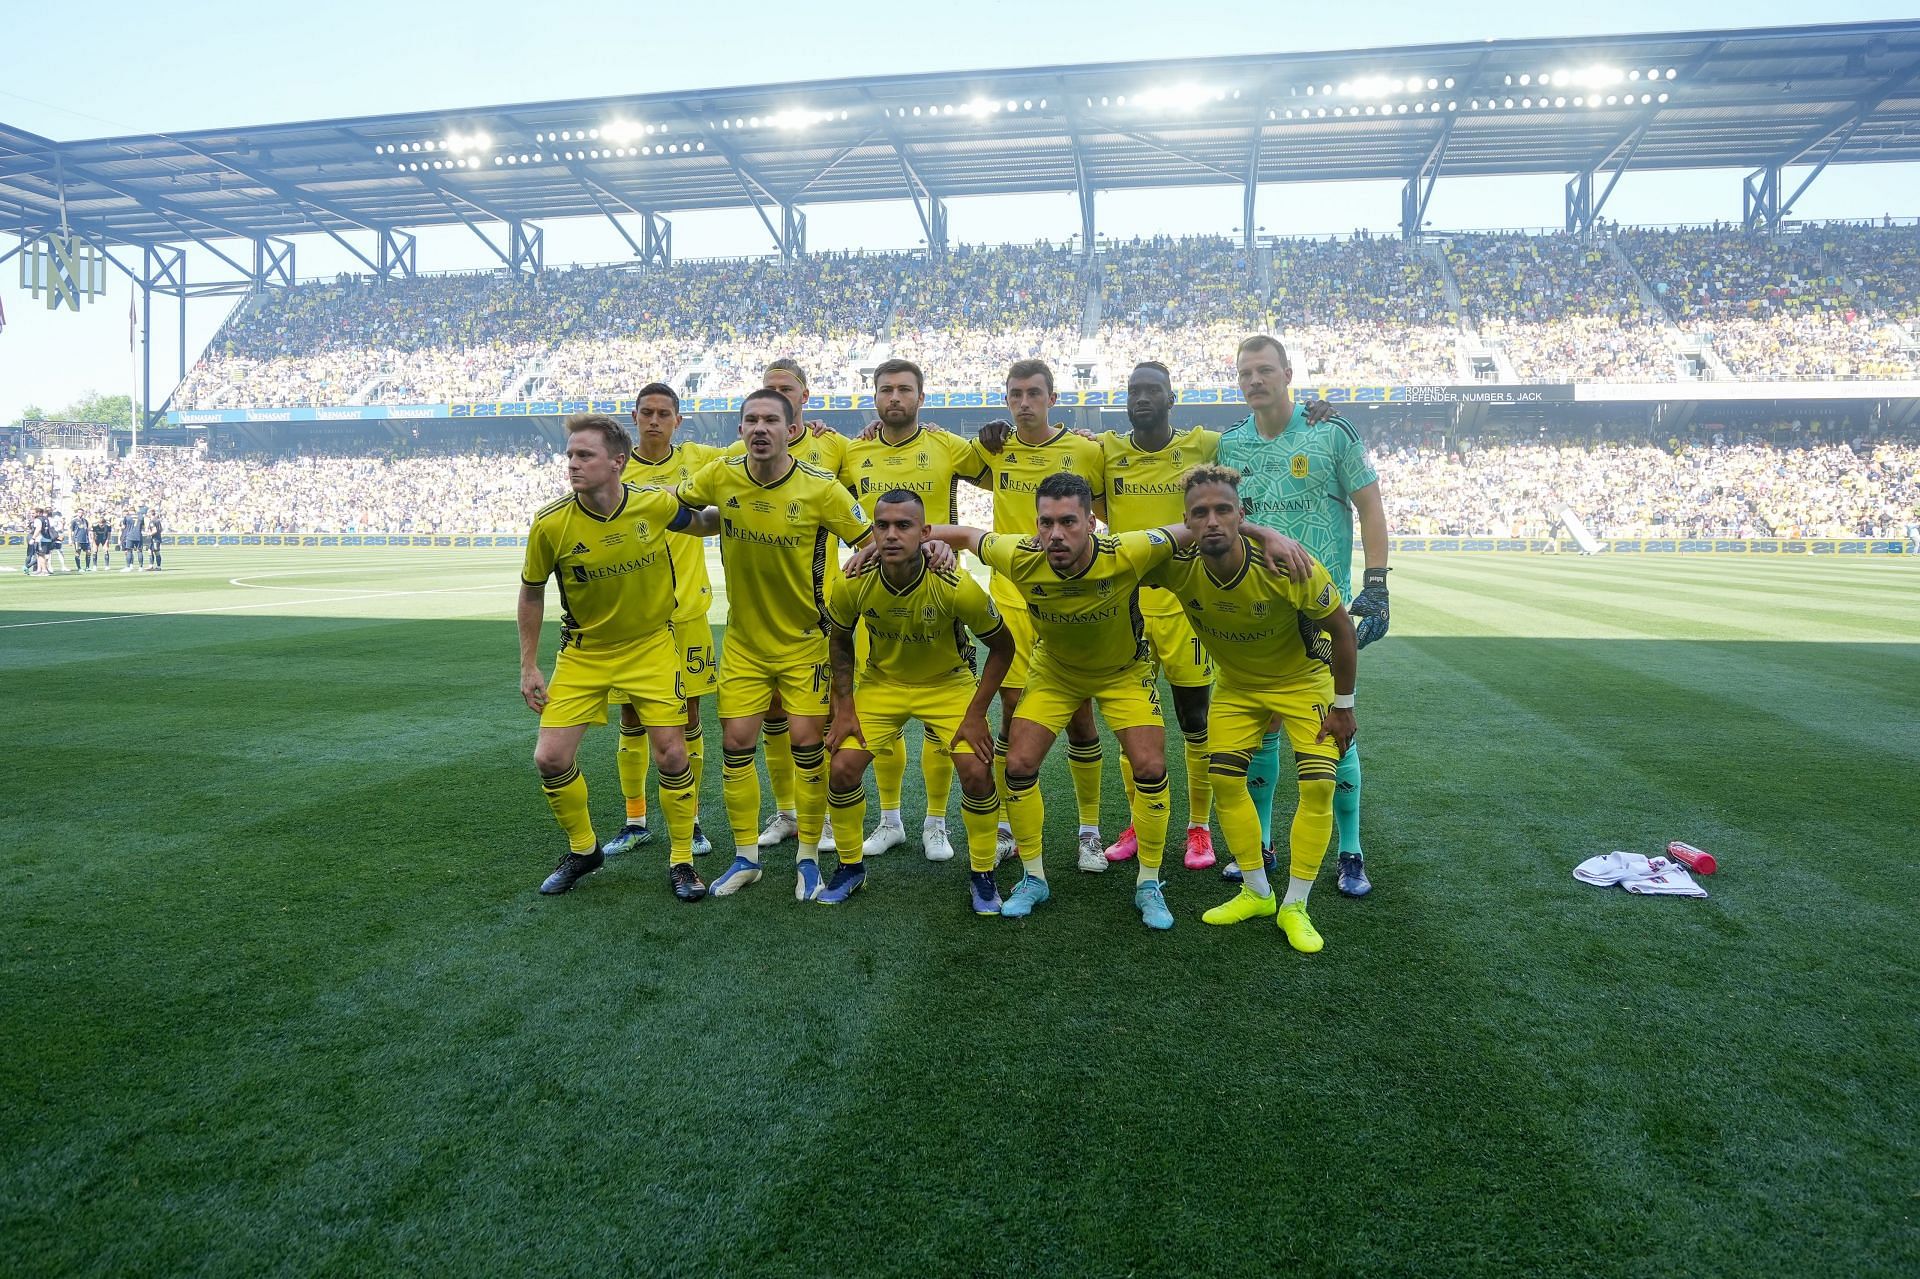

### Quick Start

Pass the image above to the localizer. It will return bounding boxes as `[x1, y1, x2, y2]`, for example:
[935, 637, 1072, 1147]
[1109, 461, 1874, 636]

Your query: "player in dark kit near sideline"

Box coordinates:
[90, 514, 111, 571]
[70, 511, 92, 572]
[519, 414, 709, 901]
[144, 510, 164, 571]
[120, 509, 142, 572]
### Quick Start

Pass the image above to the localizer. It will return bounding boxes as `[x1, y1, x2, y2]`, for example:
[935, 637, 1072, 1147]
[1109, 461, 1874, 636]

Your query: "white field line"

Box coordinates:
[0, 581, 511, 630]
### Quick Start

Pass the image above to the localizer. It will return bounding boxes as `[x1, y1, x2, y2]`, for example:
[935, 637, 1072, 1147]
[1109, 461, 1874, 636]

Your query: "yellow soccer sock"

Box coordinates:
[616, 724, 649, 825]
[921, 727, 955, 823]
[540, 764, 597, 854]
[960, 789, 1000, 873]
[722, 747, 762, 859]
[1005, 770, 1046, 880]
[1184, 729, 1212, 827]
[763, 715, 797, 815]
[656, 760, 697, 865]
[1290, 760, 1339, 885]
[686, 720, 705, 797]
[1119, 750, 1137, 807]
[874, 738, 906, 813]
[828, 781, 867, 866]
[993, 732, 1013, 832]
[1130, 771, 1172, 876]
[1210, 751, 1266, 872]
[1066, 739, 1103, 829]
[792, 742, 828, 849]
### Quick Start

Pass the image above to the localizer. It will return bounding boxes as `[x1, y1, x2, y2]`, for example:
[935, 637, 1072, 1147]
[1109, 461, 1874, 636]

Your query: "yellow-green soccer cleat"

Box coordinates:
[1276, 900, 1324, 954]
[1201, 887, 1278, 926]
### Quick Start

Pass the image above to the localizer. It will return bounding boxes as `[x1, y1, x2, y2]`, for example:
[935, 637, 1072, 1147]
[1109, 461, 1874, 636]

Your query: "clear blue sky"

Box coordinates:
[3, 0, 1914, 422]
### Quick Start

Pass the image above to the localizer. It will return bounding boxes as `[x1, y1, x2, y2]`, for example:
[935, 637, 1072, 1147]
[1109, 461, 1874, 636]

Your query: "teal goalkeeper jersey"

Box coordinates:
[1217, 404, 1377, 599]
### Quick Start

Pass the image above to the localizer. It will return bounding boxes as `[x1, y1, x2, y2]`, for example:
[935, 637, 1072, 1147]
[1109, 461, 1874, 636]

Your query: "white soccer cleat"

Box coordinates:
[757, 811, 798, 848]
[1077, 831, 1107, 874]
[819, 821, 838, 855]
[922, 819, 954, 863]
[995, 827, 1018, 865]
[862, 819, 906, 858]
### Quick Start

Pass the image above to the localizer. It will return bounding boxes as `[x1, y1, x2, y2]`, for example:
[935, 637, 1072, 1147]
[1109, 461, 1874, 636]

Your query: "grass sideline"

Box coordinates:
[3, 550, 1916, 1277]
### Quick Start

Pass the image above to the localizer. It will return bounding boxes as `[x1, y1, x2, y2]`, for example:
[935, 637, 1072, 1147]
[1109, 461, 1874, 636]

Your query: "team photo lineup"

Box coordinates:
[516, 338, 1385, 948]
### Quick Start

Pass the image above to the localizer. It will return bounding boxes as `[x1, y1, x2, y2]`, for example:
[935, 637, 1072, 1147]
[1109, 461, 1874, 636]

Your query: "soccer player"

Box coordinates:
[674, 388, 873, 901]
[741, 358, 851, 855]
[144, 509, 164, 571]
[835, 358, 986, 861]
[602, 382, 723, 861]
[1096, 361, 1222, 872]
[70, 510, 92, 572]
[925, 473, 1309, 928]
[959, 361, 1113, 872]
[1147, 465, 1357, 953]
[822, 489, 1014, 909]
[120, 509, 141, 572]
[90, 514, 111, 571]
[1223, 335, 1389, 898]
[518, 413, 707, 901]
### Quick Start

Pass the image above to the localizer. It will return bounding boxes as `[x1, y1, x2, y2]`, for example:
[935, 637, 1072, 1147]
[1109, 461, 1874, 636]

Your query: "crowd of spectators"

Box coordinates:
[1269, 237, 1458, 382]
[883, 242, 1085, 390]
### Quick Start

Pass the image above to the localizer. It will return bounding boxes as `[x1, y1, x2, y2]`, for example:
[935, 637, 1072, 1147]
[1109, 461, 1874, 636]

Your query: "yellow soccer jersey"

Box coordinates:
[1145, 536, 1344, 688]
[725, 427, 848, 475]
[678, 456, 871, 659]
[976, 528, 1175, 673]
[624, 440, 723, 624]
[1099, 426, 1222, 617]
[826, 560, 1005, 686]
[958, 426, 1104, 612]
[521, 484, 685, 648]
[838, 425, 981, 527]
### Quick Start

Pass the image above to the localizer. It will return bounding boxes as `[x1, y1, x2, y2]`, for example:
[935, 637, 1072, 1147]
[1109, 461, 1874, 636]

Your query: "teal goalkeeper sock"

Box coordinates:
[1335, 742, 1363, 855]
[1249, 729, 1282, 850]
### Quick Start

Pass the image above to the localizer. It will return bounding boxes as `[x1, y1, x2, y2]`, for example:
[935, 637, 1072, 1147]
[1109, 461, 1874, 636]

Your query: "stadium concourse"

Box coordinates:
[164, 223, 1920, 411]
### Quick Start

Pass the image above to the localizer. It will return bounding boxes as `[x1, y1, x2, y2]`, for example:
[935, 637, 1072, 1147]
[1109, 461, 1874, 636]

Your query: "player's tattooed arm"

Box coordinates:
[1315, 605, 1359, 753]
[975, 419, 1011, 454]
[957, 625, 1013, 760]
[826, 622, 864, 749]
[516, 584, 550, 712]
[1302, 398, 1337, 424]
[925, 524, 990, 560]
[843, 535, 956, 576]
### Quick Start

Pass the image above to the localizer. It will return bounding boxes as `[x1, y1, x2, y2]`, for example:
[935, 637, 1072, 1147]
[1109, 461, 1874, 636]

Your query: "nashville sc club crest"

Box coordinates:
[1290, 454, 1311, 479]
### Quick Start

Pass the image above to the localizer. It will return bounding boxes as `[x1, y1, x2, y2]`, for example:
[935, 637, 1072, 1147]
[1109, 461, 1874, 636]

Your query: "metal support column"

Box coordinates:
[509, 222, 543, 274]
[642, 212, 672, 266]
[253, 237, 295, 288]
[1742, 166, 1782, 233]
[780, 204, 806, 259]
[378, 229, 416, 280]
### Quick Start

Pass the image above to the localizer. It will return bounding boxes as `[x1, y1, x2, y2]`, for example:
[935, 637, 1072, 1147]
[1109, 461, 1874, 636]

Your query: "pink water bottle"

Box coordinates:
[1667, 841, 1717, 875]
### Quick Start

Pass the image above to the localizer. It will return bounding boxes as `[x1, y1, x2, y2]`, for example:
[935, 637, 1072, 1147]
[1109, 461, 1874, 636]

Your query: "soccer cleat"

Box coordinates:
[819, 824, 839, 855]
[669, 862, 707, 903]
[1134, 880, 1175, 931]
[1103, 826, 1139, 863]
[1338, 852, 1372, 898]
[1183, 826, 1216, 871]
[539, 847, 604, 895]
[922, 819, 954, 862]
[690, 822, 712, 857]
[1077, 831, 1107, 873]
[1221, 846, 1279, 884]
[1277, 901, 1325, 954]
[995, 827, 1018, 865]
[1000, 874, 1051, 918]
[709, 856, 763, 897]
[1202, 887, 1279, 926]
[757, 811, 798, 847]
[794, 859, 826, 902]
[969, 871, 1003, 915]
[602, 821, 651, 857]
[862, 820, 906, 858]
[818, 862, 866, 904]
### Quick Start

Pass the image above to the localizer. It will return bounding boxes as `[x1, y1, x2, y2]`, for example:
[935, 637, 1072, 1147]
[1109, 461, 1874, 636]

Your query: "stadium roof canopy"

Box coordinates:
[5, 17, 1920, 278]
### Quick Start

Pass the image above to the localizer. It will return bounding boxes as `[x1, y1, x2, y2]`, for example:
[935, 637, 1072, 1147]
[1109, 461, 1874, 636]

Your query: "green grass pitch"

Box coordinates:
[3, 549, 1916, 1277]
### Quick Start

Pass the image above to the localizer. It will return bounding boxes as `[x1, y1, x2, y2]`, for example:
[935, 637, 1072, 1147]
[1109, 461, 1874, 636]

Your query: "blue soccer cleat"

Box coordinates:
[1338, 852, 1372, 898]
[1222, 846, 1279, 884]
[1000, 874, 1051, 918]
[817, 862, 866, 904]
[602, 822, 651, 857]
[1134, 879, 1174, 930]
[690, 821, 712, 857]
[709, 855, 763, 897]
[969, 871, 1003, 916]
[794, 859, 826, 902]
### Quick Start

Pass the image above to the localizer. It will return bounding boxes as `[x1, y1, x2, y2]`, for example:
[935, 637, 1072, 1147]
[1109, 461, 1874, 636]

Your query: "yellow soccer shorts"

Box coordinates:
[1144, 607, 1213, 688]
[833, 671, 982, 755]
[545, 628, 686, 729]
[998, 601, 1037, 690]
[676, 612, 718, 700]
[717, 636, 830, 721]
[1208, 673, 1340, 767]
[1014, 656, 1163, 735]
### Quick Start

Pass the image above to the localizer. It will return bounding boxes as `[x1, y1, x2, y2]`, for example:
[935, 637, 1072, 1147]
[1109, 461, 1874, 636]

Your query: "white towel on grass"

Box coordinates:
[1574, 852, 1658, 886]
[1621, 865, 1709, 898]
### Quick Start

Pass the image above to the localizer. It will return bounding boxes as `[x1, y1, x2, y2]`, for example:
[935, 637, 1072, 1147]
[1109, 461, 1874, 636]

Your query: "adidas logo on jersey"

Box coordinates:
[726, 496, 740, 507]
[570, 542, 590, 555]
[865, 607, 880, 617]
[861, 459, 874, 468]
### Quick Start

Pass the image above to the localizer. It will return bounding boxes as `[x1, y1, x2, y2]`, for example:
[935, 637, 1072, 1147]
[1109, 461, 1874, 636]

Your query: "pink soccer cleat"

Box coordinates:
[1183, 826, 1216, 870]
[1104, 826, 1139, 862]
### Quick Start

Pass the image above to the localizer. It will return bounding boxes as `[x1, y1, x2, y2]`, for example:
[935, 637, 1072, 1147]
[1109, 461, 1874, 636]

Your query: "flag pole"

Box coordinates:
[129, 284, 139, 459]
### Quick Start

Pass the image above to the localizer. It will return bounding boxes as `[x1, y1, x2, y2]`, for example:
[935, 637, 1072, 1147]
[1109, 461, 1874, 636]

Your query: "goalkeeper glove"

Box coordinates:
[1349, 568, 1389, 649]
[1356, 613, 1389, 650]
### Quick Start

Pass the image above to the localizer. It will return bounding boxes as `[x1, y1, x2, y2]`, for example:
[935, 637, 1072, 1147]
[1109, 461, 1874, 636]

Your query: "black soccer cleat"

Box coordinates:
[670, 862, 708, 902]
[540, 847, 605, 895]
[1337, 852, 1372, 898]
[1221, 846, 1279, 884]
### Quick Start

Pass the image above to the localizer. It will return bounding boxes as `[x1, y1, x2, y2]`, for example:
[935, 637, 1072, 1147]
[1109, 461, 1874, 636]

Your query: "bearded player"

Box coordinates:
[1147, 465, 1357, 952]
[1222, 335, 1388, 898]
[518, 414, 708, 901]
[823, 489, 1015, 909]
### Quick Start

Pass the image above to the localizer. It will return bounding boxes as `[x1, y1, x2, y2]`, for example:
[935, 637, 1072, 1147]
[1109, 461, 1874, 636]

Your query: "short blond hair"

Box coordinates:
[1182, 463, 1244, 498]
[565, 412, 632, 461]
